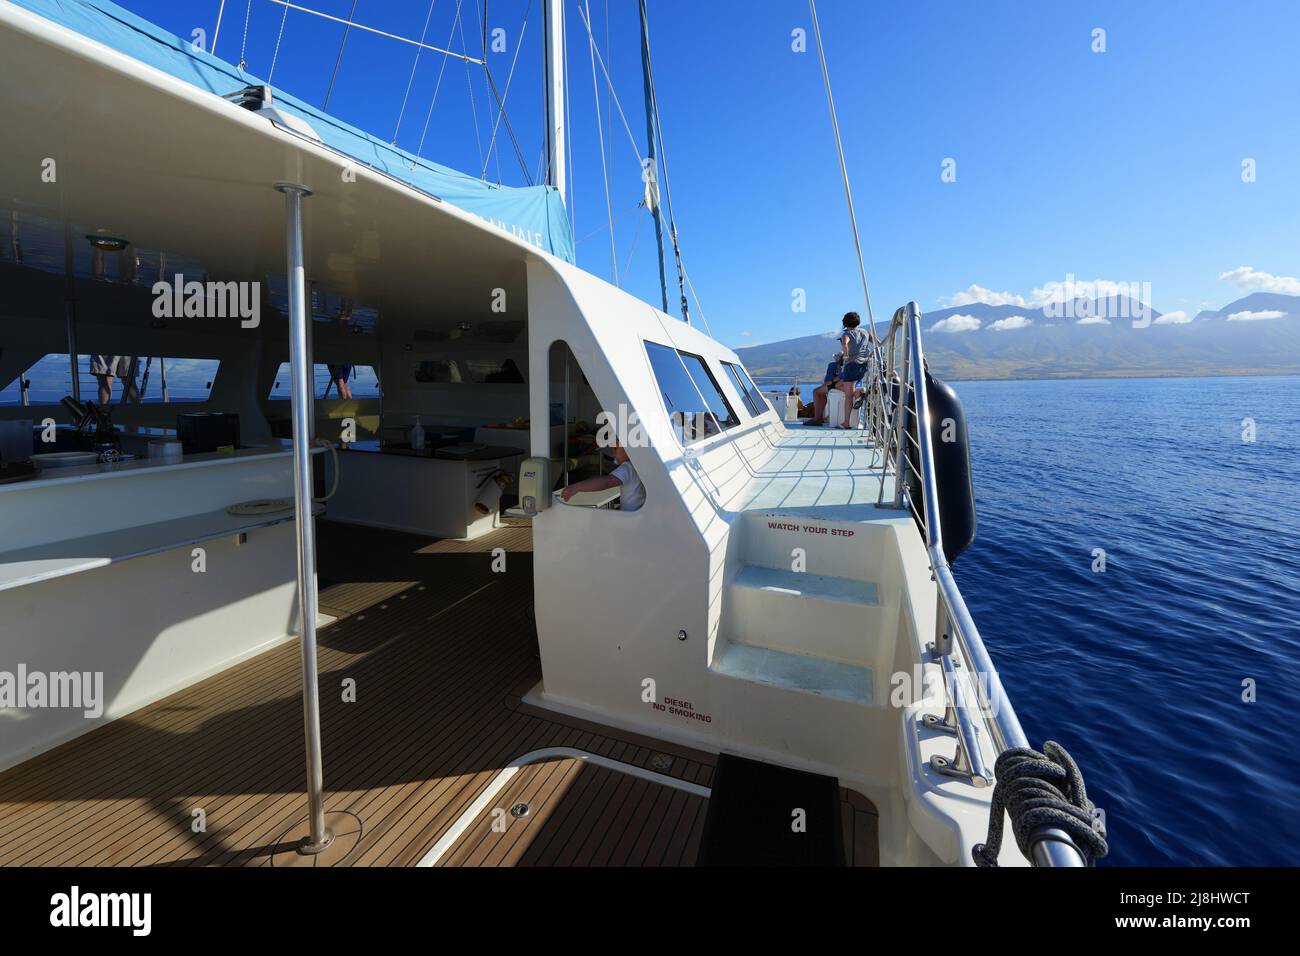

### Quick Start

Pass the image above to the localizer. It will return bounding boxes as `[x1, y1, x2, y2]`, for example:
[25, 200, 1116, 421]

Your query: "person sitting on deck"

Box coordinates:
[812, 353, 843, 425]
[559, 441, 645, 511]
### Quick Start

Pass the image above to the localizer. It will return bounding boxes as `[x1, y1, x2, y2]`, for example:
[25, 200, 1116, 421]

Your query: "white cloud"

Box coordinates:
[1153, 310, 1191, 325]
[1227, 309, 1285, 322]
[950, 284, 1033, 308]
[739, 330, 751, 337]
[930, 314, 981, 333]
[947, 276, 1152, 311]
[1076, 315, 1111, 325]
[988, 315, 1033, 331]
[1219, 266, 1300, 295]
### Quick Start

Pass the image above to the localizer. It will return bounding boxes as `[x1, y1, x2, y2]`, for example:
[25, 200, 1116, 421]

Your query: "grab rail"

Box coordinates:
[866, 301, 1087, 867]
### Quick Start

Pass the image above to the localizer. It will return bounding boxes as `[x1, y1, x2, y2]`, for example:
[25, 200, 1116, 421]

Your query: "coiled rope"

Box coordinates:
[973, 741, 1108, 867]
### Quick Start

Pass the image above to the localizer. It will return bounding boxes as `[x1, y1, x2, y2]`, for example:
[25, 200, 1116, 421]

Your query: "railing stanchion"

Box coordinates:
[897, 300, 1086, 865]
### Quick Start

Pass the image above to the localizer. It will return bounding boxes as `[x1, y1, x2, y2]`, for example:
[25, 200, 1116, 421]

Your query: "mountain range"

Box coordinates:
[734, 292, 1300, 382]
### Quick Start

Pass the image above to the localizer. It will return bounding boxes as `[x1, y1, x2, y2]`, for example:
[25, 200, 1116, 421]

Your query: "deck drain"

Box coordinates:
[649, 753, 673, 772]
[510, 802, 530, 819]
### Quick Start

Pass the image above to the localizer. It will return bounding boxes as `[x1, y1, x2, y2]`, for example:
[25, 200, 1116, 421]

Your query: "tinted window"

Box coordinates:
[269, 363, 381, 399]
[721, 361, 763, 416]
[644, 342, 740, 444]
[728, 362, 769, 416]
[1, 354, 219, 405]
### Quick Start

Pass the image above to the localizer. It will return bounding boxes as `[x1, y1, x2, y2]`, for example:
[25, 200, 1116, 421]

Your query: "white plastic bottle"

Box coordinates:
[410, 415, 426, 451]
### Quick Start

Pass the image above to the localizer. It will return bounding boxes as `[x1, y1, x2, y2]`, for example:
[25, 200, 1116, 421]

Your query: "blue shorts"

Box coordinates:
[841, 362, 867, 383]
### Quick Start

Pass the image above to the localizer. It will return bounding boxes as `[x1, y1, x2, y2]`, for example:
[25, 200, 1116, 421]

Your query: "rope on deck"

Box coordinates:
[972, 740, 1108, 867]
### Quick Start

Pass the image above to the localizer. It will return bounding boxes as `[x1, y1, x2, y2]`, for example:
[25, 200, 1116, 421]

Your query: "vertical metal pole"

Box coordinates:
[276, 182, 333, 855]
[65, 301, 80, 403]
[638, 0, 669, 314]
[891, 329, 910, 510]
[563, 350, 571, 485]
[305, 284, 316, 441]
[64, 222, 80, 402]
[543, 0, 567, 199]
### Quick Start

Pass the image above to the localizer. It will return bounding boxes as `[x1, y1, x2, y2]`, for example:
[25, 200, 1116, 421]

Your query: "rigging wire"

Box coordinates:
[237, 0, 252, 70]
[479, 0, 533, 182]
[621, 213, 644, 282]
[637, 0, 668, 314]
[604, 0, 613, 216]
[265, 1, 482, 63]
[472, 0, 503, 184]
[416, 0, 465, 158]
[322, 0, 359, 111]
[807, 0, 877, 340]
[679, 261, 714, 338]
[572, 1, 645, 171]
[563, 6, 575, 225]
[479, 10, 530, 181]
[212, 0, 227, 58]
[574, 202, 641, 245]
[457, 7, 487, 176]
[582, 0, 618, 285]
[267, 2, 290, 83]
[391, 0, 440, 144]
[639, 0, 689, 323]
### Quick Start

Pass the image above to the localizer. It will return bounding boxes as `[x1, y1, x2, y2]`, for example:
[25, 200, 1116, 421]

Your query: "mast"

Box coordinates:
[543, 0, 566, 200]
[639, 0, 669, 314]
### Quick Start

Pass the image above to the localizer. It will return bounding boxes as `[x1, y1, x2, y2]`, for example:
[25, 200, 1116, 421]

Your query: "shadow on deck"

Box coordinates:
[0, 521, 876, 866]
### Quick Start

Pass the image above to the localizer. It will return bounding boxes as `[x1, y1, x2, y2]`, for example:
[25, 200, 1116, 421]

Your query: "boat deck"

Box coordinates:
[738, 425, 897, 519]
[0, 521, 878, 866]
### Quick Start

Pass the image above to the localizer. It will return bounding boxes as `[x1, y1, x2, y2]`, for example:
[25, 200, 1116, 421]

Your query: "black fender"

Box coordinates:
[893, 370, 977, 563]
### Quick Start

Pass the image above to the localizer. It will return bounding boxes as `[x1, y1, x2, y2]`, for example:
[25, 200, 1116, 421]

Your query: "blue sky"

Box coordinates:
[121, 0, 1300, 347]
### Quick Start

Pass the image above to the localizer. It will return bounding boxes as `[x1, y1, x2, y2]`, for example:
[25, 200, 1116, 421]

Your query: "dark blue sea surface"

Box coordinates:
[949, 375, 1300, 866]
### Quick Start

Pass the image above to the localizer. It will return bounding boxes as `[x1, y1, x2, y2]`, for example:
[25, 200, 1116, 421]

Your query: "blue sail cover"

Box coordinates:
[13, 0, 575, 263]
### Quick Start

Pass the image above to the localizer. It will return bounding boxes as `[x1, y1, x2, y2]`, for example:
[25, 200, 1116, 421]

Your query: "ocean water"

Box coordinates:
[948, 375, 1300, 866]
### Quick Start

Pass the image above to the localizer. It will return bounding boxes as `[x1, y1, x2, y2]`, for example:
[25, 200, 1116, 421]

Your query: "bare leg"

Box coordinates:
[813, 385, 829, 424]
[838, 381, 855, 427]
[97, 375, 113, 405]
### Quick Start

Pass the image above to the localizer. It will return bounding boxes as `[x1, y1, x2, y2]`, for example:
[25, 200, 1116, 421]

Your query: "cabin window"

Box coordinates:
[411, 357, 525, 385]
[644, 342, 741, 444]
[0, 354, 219, 405]
[268, 363, 381, 399]
[465, 358, 525, 383]
[721, 361, 764, 416]
[725, 361, 769, 416]
[549, 340, 643, 510]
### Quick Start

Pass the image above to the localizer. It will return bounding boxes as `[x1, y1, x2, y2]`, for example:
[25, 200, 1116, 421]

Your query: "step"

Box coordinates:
[734, 565, 878, 606]
[741, 511, 895, 583]
[728, 566, 884, 667]
[712, 643, 874, 706]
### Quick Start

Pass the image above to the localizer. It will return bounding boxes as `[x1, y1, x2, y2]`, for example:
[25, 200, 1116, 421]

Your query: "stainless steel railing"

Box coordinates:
[863, 302, 1087, 867]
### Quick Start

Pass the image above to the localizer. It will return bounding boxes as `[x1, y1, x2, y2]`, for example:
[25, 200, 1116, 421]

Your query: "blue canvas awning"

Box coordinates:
[12, 0, 575, 263]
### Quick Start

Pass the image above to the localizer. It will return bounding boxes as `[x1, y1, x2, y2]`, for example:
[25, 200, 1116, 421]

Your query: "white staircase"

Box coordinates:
[712, 512, 901, 706]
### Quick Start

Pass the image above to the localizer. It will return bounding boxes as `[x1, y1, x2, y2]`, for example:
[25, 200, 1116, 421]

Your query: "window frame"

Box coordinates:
[720, 360, 766, 417]
[643, 340, 742, 447]
[266, 362, 382, 400]
[0, 353, 221, 406]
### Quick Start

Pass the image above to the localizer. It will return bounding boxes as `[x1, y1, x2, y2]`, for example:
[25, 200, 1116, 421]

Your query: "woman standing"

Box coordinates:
[834, 312, 873, 427]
